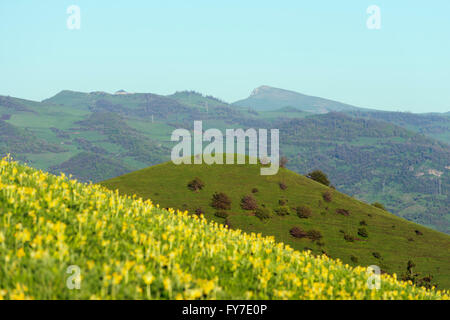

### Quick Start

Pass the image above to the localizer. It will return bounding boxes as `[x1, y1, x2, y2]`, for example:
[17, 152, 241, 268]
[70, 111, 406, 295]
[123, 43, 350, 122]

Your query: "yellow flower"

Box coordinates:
[143, 273, 155, 285]
[17, 248, 25, 258]
[87, 261, 95, 270]
[112, 273, 123, 285]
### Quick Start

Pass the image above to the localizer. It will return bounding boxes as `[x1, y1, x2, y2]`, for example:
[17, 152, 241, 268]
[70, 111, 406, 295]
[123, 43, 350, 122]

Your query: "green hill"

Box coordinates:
[278, 112, 450, 233]
[101, 158, 450, 289]
[233, 85, 364, 113]
[1, 90, 449, 234]
[345, 110, 450, 144]
[1, 157, 448, 299]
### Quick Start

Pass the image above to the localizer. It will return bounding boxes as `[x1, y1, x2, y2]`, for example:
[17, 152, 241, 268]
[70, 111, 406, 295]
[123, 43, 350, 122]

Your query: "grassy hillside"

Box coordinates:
[102, 158, 450, 289]
[1, 90, 449, 234]
[0, 157, 448, 300]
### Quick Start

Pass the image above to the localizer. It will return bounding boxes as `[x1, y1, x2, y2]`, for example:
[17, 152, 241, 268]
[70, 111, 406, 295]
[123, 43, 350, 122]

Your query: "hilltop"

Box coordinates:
[101, 158, 450, 289]
[0, 157, 448, 299]
[233, 86, 364, 113]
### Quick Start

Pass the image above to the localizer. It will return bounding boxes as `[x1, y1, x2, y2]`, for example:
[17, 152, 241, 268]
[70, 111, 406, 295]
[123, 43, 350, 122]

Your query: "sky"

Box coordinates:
[0, 0, 449, 113]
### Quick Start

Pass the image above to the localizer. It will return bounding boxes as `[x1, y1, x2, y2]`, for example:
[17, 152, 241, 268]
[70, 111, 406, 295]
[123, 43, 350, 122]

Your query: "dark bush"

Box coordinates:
[336, 208, 350, 216]
[359, 220, 367, 226]
[290, 227, 307, 238]
[280, 156, 288, 168]
[255, 207, 272, 220]
[211, 192, 232, 210]
[251, 188, 259, 194]
[316, 241, 325, 247]
[306, 230, 323, 241]
[194, 207, 204, 216]
[415, 230, 423, 236]
[322, 190, 333, 203]
[344, 234, 356, 242]
[274, 206, 290, 216]
[187, 177, 205, 192]
[358, 227, 369, 238]
[350, 255, 359, 263]
[240, 194, 258, 210]
[278, 199, 287, 206]
[372, 252, 382, 259]
[279, 182, 287, 190]
[215, 211, 229, 219]
[372, 202, 386, 211]
[306, 170, 330, 186]
[296, 206, 312, 219]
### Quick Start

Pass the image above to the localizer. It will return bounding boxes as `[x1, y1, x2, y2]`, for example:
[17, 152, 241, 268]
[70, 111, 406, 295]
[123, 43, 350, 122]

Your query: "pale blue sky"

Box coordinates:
[1, 0, 449, 113]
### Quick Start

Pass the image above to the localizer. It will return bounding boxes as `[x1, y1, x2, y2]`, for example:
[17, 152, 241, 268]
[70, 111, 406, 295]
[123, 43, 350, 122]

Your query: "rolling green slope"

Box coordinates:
[0, 90, 449, 233]
[101, 159, 450, 289]
[1, 157, 448, 299]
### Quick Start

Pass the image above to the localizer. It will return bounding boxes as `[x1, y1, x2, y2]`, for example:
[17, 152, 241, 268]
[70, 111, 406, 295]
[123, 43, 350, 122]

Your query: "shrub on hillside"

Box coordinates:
[322, 190, 333, 203]
[401, 260, 436, 290]
[280, 156, 288, 168]
[372, 252, 382, 259]
[296, 206, 312, 219]
[336, 208, 350, 216]
[255, 207, 272, 220]
[344, 234, 356, 242]
[372, 202, 387, 211]
[215, 211, 229, 219]
[251, 188, 259, 194]
[306, 170, 330, 186]
[274, 206, 290, 216]
[278, 199, 287, 206]
[279, 182, 287, 190]
[415, 230, 423, 236]
[187, 177, 205, 192]
[211, 192, 232, 210]
[290, 227, 307, 239]
[306, 230, 323, 241]
[194, 207, 204, 216]
[240, 194, 258, 210]
[350, 255, 359, 263]
[360, 220, 367, 226]
[358, 227, 369, 238]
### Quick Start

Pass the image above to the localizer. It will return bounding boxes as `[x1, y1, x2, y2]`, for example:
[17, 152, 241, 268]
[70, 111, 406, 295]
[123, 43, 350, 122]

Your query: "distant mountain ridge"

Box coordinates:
[233, 85, 366, 113]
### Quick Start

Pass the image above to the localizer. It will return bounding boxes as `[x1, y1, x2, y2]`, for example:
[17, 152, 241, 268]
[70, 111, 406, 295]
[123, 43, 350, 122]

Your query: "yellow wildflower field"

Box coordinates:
[0, 156, 448, 300]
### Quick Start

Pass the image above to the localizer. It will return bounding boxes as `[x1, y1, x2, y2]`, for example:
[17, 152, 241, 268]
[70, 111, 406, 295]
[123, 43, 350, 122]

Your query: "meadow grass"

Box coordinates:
[102, 159, 450, 289]
[0, 156, 448, 300]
